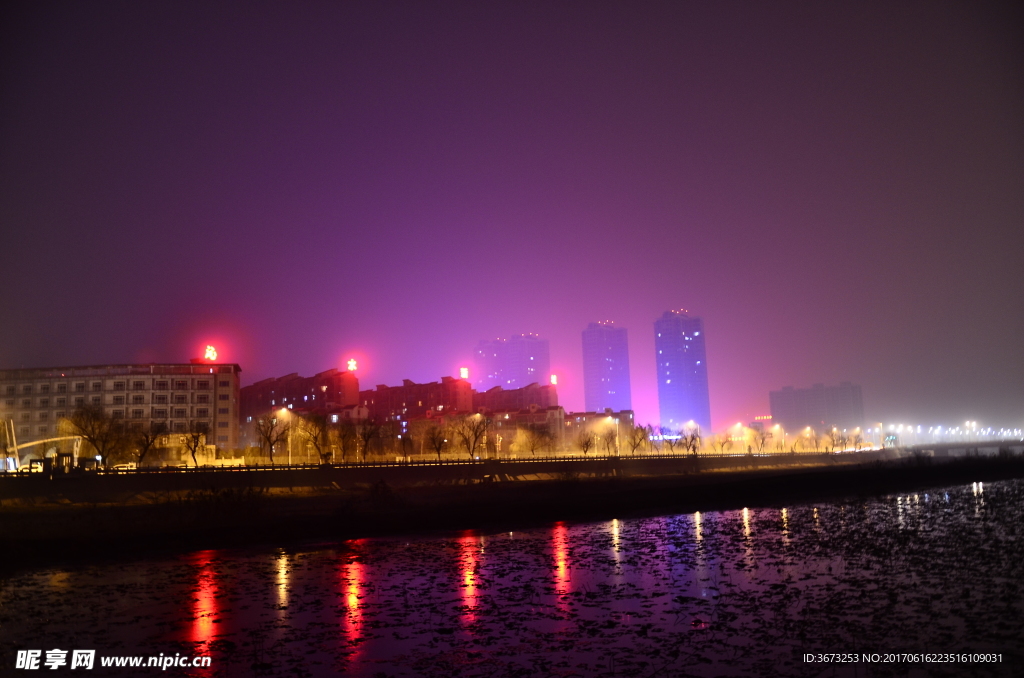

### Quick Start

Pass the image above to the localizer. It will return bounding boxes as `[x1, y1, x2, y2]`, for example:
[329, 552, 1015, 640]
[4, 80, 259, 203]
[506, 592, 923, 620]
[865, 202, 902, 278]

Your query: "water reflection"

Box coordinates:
[458, 531, 480, 624]
[4, 481, 1018, 678]
[189, 550, 218, 648]
[275, 550, 289, 612]
[339, 541, 365, 655]
[552, 522, 571, 598]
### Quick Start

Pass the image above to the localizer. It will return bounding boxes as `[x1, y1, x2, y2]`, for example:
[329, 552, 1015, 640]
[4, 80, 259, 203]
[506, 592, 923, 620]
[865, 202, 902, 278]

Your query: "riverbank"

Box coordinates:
[3, 455, 1023, 575]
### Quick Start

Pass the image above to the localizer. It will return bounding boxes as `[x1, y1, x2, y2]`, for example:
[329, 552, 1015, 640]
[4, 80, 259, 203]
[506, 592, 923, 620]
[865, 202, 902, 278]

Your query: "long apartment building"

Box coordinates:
[0, 363, 241, 455]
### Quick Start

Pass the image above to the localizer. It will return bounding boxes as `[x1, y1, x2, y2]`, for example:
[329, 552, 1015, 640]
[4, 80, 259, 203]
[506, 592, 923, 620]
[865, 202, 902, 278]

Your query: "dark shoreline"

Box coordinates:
[3, 456, 1022, 577]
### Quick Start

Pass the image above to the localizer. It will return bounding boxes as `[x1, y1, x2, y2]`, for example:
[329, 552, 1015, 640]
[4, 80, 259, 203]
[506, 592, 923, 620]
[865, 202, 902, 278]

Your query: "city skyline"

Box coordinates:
[1, 2, 1021, 430]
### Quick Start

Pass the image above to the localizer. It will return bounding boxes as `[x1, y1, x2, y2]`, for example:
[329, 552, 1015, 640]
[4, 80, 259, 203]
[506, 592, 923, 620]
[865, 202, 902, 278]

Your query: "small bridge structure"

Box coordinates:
[2, 419, 83, 471]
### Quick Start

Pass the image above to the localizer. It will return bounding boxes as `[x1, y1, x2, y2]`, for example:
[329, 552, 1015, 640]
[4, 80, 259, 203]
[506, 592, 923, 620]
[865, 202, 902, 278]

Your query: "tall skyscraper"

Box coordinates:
[473, 334, 550, 391]
[654, 310, 711, 433]
[581, 322, 632, 412]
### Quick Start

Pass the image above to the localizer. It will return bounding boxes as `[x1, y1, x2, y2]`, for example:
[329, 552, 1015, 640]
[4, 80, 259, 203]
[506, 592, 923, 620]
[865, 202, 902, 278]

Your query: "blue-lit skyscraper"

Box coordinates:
[654, 310, 711, 433]
[581, 322, 631, 412]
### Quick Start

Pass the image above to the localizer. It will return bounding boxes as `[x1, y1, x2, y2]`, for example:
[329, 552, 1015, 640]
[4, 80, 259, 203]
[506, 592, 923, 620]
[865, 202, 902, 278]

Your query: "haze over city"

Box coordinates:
[2, 1, 1021, 430]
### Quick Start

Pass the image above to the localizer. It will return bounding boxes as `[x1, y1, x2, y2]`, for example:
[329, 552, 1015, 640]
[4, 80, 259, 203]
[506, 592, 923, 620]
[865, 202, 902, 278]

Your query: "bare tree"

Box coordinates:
[659, 427, 680, 455]
[452, 414, 489, 459]
[398, 431, 416, 459]
[708, 434, 732, 456]
[681, 426, 702, 457]
[626, 424, 649, 456]
[66, 405, 127, 467]
[254, 413, 290, 465]
[424, 425, 448, 461]
[774, 431, 786, 453]
[601, 427, 618, 456]
[182, 421, 209, 467]
[849, 431, 865, 451]
[131, 421, 167, 467]
[336, 419, 359, 462]
[358, 419, 382, 461]
[576, 430, 595, 455]
[518, 423, 551, 456]
[826, 428, 847, 454]
[752, 427, 770, 455]
[800, 429, 821, 453]
[298, 411, 332, 464]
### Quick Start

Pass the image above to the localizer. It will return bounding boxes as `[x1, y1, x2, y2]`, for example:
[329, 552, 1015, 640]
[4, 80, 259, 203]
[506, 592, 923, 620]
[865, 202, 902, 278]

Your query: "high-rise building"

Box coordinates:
[769, 382, 864, 432]
[581, 322, 632, 412]
[654, 310, 711, 434]
[473, 334, 550, 390]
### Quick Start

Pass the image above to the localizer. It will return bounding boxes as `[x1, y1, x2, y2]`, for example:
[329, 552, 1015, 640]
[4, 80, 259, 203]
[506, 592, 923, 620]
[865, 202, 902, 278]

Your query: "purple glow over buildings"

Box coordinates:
[1, 2, 1021, 430]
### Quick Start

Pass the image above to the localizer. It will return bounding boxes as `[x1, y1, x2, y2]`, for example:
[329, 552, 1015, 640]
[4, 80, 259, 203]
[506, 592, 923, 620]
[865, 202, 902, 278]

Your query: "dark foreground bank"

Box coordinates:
[3, 455, 1023, 575]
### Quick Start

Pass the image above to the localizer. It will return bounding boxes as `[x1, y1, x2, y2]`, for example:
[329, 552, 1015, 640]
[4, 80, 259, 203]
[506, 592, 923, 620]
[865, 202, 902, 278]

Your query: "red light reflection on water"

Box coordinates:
[339, 540, 366, 658]
[458, 532, 479, 625]
[188, 550, 218, 648]
[552, 522, 571, 599]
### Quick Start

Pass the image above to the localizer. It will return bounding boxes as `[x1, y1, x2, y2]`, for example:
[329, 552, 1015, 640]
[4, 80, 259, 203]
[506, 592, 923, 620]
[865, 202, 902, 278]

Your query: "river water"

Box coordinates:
[2, 479, 1022, 677]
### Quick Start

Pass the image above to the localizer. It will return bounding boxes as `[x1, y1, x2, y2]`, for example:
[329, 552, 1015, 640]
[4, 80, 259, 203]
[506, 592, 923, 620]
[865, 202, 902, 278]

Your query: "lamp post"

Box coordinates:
[277, 408, 291, 466]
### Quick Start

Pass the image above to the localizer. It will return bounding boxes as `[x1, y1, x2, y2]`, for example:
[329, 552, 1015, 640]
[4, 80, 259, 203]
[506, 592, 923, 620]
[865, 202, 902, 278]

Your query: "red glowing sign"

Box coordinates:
[203, 345, 218, 361]
[347, 359, 358, 372]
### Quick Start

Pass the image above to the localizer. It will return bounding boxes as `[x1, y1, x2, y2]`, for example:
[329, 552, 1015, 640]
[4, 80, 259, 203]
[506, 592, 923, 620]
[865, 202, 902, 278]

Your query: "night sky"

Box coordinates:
[2, 1, 1022, 430]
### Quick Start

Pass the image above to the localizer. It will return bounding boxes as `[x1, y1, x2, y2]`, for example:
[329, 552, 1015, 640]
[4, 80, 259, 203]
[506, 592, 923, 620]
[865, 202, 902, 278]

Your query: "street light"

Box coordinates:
[278, 408, 291, 466]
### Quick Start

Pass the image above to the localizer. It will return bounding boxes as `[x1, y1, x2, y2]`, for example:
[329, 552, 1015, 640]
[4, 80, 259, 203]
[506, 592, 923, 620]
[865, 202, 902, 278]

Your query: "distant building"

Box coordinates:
[769, 382, 864, 432]
[360, 376, 473, 436]
[0, 362, 242, 462]
[240, 368, 359, 422]
[581, 322, 632, 412]
[654, 310, 711, 434]
[473, 382, 558, 412]
[474, 334, 550, 391]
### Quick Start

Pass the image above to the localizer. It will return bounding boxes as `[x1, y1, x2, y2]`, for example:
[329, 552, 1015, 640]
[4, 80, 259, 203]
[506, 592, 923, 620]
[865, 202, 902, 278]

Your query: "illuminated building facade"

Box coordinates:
[0, 363, 242, 458]
[581, 322, 632, 412]
[473, 382, 558, 412]
[654, 310, 711, 434]
[240, 368, 359, 421]
[769, 382, 864, 432]
[474, 334, 550, 390]
[360, 376, 473, 426]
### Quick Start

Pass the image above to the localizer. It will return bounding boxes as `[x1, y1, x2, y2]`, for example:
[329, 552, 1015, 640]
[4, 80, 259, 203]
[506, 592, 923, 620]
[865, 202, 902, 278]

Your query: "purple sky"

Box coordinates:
[2, 1, 1022, 430]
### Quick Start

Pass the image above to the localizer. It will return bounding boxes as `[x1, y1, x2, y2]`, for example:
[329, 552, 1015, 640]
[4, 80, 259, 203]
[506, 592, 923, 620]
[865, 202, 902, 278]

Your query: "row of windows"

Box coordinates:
[3, 406, 231, 421]
[3, 379, 233, 396]
[4, 394, 232, 408]
[17, 426, 232, 436]
[16, 424, 234, 437]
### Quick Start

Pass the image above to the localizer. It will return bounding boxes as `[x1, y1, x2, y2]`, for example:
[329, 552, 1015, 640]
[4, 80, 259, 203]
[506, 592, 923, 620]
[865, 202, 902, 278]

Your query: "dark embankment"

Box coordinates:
[2, 455, 1023, 575]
